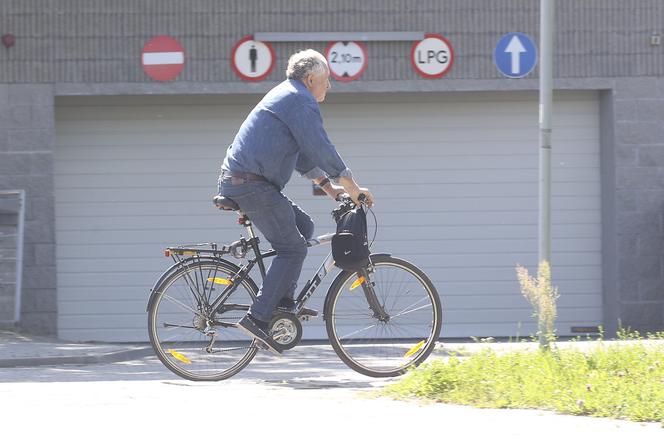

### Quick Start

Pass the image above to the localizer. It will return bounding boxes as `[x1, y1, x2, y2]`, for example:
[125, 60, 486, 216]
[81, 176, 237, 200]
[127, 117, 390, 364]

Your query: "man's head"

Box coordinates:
[286, 49, 331, 102]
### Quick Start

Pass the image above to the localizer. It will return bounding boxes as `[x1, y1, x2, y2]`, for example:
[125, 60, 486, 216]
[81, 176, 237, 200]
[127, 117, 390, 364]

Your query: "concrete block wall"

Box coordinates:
[611, 78, 664, 332]
[1, 0, 663, 84]
[0, 84, 56, 335]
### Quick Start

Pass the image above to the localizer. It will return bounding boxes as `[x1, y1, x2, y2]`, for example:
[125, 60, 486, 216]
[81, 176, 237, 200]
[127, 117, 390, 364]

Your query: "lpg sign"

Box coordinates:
[410, 34, 454, 79]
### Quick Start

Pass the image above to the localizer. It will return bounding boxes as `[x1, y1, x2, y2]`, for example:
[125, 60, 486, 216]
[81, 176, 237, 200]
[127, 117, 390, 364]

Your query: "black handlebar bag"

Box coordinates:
[332, 206, 370, 271]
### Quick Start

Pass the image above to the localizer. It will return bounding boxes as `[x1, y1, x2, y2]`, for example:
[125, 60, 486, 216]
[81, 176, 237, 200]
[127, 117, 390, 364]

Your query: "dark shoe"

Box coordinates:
[276, 298, 319, 318]
[236, 314, 283, 356]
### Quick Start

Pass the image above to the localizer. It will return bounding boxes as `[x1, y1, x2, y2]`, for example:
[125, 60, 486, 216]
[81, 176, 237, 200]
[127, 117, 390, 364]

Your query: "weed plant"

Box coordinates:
[516, 261, 558, 349]
[382, 331, 664, 424]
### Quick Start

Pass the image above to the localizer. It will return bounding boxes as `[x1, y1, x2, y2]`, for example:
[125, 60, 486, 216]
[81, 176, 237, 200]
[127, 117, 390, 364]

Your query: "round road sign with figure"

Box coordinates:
[325, 41, 368, 82]
[231, 35, 275, 82]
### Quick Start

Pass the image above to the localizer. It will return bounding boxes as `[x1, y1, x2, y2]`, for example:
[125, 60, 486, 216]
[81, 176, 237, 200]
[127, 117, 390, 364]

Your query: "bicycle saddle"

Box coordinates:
[213, 195, 240, 211]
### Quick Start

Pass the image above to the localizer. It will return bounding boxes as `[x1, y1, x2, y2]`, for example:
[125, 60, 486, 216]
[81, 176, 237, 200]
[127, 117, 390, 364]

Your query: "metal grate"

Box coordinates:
[0, 190, 25, 324]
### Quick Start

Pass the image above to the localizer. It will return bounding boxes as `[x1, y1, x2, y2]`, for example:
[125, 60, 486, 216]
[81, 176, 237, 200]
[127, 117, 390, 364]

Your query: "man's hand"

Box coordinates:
[354, 187, 374, 207]
[337, 176, 374, 207]
[316, 176, 374, 207]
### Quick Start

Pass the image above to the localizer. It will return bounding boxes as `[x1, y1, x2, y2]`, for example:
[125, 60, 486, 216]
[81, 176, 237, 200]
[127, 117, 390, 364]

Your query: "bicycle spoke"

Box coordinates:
[162, 293, 201, 316]
[391, 302, 434, 319]
[338, 322, 380, 340]
[328, 313, 374, 318]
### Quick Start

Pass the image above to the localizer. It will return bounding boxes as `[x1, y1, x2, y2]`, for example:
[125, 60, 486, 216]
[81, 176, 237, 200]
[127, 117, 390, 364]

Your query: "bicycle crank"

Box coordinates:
[269, 312, 302, 350]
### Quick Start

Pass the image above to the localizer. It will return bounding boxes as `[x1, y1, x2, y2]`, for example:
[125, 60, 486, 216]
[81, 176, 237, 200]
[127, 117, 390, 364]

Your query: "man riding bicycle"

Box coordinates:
[217, 49, 374, 355]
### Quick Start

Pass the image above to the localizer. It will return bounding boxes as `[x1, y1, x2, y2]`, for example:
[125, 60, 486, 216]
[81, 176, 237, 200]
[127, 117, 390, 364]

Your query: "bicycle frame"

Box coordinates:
[207, 227, 338, 317]
[159, 216, 387, 326]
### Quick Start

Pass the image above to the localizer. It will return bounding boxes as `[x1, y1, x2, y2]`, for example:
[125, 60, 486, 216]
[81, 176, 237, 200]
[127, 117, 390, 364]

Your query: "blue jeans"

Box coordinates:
[218, 179, 314, 323]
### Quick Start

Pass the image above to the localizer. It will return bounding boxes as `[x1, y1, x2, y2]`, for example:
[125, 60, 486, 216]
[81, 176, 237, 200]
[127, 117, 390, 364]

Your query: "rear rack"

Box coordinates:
[164, 232, 335, 266]
[165, 240, 248, 259]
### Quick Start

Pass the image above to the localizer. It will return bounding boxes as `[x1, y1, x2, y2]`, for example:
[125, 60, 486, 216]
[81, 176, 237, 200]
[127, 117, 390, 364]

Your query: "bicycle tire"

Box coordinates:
[324, 255, 442, 378]
[148, 259, 259, 381]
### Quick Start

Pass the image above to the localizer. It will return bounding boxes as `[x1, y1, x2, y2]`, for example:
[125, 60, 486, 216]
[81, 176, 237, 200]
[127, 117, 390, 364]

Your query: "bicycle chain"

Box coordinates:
[200, 314, 274, 353]
[205, 345, 258, 353]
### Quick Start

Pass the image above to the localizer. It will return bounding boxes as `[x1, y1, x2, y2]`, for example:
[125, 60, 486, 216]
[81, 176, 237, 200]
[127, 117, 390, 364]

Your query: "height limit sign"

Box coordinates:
[325, 41, 367, 82]
[410, 34, 454, 79]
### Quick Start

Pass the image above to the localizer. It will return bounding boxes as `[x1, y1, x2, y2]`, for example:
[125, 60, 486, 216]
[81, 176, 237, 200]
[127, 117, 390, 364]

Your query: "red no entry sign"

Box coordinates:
[141, 36, 185, 81]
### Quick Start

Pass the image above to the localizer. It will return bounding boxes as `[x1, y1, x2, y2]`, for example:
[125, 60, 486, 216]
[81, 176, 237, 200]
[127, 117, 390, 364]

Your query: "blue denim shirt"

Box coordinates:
[222, 79, 352, 190]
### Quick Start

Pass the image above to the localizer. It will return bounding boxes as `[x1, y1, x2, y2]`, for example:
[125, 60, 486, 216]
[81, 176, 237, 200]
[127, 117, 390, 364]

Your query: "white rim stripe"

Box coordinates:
[142, 52, 184, 65]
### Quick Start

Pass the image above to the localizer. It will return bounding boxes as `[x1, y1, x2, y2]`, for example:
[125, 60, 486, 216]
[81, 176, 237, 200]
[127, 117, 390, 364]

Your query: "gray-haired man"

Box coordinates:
[218, 49, 374, 354]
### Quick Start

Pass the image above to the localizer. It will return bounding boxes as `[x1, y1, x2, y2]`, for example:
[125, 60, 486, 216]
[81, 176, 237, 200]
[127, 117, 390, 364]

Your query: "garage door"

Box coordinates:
[55, 91, 602, 341]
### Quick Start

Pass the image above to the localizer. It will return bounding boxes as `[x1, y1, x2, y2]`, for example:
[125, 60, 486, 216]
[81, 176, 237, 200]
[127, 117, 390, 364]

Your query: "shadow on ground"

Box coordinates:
[0, 345, 393, 391]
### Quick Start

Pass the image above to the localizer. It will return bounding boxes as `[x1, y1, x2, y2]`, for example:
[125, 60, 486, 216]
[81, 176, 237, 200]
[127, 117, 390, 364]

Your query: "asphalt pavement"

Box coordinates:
[1, 328, 663, 440]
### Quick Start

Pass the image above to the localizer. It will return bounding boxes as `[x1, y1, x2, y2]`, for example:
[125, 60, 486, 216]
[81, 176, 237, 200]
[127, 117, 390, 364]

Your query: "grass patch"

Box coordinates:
[381, 334, 664, 424]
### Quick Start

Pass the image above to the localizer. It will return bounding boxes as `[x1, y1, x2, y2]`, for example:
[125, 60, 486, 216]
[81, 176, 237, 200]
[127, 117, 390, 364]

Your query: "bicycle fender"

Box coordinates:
[322, 253, 392, 320]
[146, 257, 241, 312]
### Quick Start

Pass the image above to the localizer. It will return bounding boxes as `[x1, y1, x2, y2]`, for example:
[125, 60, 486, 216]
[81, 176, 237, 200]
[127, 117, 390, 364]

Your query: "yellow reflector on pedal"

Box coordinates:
[349, 276, 365, 290]
[404, 340, 426, 358]
[167, 349, 192, 364]
[207, 277, 232, 285]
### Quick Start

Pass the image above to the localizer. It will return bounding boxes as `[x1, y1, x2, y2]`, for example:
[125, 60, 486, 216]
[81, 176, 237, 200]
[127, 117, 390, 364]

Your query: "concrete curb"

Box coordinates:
[0, 347, 154, 368]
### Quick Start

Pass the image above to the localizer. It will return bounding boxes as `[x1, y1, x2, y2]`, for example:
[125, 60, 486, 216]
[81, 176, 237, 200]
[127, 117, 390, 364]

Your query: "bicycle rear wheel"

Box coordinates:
[148, 259, 258, 381]
[324, 255, 442, 378]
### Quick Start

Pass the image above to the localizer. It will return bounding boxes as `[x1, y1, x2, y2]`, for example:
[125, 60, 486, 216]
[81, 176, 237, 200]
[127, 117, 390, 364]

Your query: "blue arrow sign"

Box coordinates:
[494, 32, 537, 78]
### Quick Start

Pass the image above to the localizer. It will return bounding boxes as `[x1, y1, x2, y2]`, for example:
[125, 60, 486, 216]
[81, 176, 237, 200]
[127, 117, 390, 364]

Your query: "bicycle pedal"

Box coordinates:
[296, 307, 319, 318]
[275, 306, 318, 318]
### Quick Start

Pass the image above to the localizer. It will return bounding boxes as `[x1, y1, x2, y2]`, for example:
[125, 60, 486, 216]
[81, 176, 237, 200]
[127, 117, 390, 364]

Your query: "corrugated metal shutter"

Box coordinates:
[55, 91, 601, 341]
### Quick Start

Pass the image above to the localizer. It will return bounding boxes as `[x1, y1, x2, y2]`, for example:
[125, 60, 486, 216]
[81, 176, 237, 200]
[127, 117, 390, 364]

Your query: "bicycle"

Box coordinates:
[146, 195, 442, 381]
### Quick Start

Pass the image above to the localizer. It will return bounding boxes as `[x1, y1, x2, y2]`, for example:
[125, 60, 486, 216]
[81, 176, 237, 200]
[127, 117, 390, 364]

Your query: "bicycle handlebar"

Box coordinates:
[334, 192, 366, 202]
[331, 194, 366, 222]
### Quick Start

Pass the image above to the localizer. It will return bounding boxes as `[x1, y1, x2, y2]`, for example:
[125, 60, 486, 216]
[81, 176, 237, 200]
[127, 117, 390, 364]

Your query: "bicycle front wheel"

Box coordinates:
[148, 259, 258, 381]
[324, 255, 442, 378]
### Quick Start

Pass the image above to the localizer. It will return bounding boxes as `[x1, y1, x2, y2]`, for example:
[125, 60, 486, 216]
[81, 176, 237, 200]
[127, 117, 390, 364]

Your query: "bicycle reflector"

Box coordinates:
[349, 276, 365, 290]
[167, 349, 192, 364]
[404, 340, 426, 358]
[207, 277, 232, 285]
